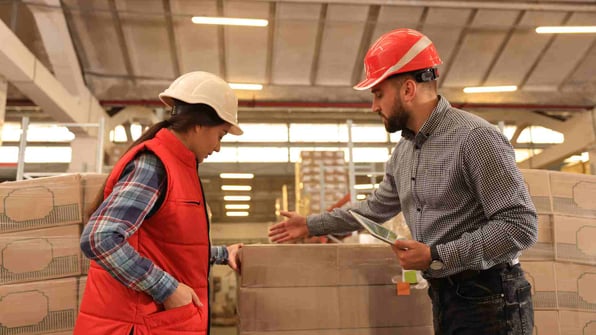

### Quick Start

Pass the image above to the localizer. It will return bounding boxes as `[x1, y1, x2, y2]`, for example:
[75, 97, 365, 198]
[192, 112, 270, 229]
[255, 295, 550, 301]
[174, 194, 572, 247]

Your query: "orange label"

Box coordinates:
[397, 282, 410, 296]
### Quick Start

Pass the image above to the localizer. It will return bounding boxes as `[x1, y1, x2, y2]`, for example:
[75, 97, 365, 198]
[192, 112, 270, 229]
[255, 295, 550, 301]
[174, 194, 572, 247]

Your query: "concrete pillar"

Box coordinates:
[0, 76, 6, 146]
[68, 136, 98, 173]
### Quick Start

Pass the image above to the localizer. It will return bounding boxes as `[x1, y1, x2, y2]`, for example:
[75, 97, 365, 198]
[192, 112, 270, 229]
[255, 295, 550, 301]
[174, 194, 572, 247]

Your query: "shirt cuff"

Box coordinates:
[146, 270, 179, 304]
[210, 245, 229, 265]
[306, 214, 326, 236]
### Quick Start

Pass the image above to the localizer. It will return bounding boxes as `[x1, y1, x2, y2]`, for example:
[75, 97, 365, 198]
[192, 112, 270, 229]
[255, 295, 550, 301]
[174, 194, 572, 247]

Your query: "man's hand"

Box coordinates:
[163, 282, 202, 310]
[226, 243, 243, 273]
[391, 239, 432, 270]
[268, 211, 309, 243]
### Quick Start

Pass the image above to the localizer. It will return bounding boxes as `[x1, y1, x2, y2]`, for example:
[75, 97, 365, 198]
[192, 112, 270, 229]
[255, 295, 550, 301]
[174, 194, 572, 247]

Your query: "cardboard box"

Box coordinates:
[0, 224, 81, 284]
[553, 215, 596, 265]
[240, 244, 401, 288]
[0, 174, 82, 233]
[238, 244, 432, 332]
[80, 173, 107, 224]
[240, 326, 433, 335]
[521, 169, 552, 214]
[550, 172, 596, 218]
[521, 214, 555, 261]
[558, 310, 596, 334]
[534, 311, 559, 335]
[522, 261, 557, 310]
[0, 277, 77, 334]
[238, 286, 432, 331]
[81, 250, 90, 275]
[554, 263, 596, 312]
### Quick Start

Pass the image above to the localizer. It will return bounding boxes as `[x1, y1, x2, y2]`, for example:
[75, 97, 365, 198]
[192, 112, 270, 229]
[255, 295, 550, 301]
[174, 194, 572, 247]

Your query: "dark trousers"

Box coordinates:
[427, 263, 534, 335]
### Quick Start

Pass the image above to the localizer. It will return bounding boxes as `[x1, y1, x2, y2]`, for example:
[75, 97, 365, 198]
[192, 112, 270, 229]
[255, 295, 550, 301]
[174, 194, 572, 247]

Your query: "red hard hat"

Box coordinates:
[354, 28, 442, 90]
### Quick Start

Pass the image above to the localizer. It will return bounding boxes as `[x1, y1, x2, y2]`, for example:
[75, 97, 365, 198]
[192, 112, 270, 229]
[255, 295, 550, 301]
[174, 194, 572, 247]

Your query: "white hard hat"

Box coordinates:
[159, 71, 243, 135]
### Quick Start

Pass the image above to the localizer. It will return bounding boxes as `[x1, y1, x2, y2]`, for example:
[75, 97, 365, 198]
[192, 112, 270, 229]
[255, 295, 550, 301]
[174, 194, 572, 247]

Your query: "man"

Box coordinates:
[268, 28, 537, 335]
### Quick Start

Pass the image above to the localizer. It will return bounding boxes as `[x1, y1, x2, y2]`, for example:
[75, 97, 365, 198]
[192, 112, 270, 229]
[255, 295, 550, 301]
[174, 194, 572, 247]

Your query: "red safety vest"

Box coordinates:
[75, 128, 210, 335]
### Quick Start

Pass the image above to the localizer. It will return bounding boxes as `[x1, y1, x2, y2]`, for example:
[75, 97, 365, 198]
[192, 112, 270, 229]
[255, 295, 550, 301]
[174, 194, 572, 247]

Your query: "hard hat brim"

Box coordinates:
[353, 76, 384, 91]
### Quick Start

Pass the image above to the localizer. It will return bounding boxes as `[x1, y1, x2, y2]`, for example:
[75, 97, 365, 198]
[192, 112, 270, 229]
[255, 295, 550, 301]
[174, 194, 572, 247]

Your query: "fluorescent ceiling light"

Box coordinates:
[463, 85, 518, 93]
[536, 26, 596, 34]
[225, 204, 250, 210]
[221, 185, 252, 191]
[220, 173, 254, 179]
[226, 211, 250, 217]
[356, 194, 367, 200]
[229, 83, 263, 91]
[224, 195, 251, 201]
[191, 16, 268, 27]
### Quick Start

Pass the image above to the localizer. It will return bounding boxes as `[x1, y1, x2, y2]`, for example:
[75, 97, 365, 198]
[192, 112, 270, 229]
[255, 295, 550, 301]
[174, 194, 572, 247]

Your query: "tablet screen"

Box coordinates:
[349, 210, 399, 244]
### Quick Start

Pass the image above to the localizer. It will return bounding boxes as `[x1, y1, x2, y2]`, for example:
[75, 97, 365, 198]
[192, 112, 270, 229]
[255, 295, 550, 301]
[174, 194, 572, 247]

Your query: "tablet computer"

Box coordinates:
[348, 209, 403, 245]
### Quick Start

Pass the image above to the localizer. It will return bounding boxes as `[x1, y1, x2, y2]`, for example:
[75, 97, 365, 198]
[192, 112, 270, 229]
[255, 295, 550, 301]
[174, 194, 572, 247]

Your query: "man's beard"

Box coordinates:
[384, 99, 409, 133]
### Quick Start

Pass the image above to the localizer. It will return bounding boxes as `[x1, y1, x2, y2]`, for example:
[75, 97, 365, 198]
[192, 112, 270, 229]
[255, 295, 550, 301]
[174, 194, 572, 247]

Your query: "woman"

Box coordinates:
[75, 71, 244, 335]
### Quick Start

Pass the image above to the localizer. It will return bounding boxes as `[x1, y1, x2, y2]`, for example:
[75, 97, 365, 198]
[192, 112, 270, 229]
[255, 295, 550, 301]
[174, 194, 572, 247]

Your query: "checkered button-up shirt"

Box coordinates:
[307, 96, 538, 278]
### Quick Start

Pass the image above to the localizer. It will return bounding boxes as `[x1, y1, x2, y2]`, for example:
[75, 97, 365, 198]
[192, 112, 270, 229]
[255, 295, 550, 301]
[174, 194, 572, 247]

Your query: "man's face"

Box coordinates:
[371, 78, 410, 133]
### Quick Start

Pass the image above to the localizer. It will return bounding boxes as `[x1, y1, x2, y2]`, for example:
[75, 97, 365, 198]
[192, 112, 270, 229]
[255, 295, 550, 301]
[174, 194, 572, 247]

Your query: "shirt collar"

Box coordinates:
[401, 95, 450, 142]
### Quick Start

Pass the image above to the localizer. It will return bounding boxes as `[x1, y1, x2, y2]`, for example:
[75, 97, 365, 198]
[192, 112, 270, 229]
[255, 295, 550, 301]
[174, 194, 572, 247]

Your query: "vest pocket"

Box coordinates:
[144, 302, 203, 332]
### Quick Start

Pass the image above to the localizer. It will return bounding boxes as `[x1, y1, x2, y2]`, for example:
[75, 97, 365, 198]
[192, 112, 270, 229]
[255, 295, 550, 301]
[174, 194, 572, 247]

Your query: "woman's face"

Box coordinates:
[191, 123, 232, 163]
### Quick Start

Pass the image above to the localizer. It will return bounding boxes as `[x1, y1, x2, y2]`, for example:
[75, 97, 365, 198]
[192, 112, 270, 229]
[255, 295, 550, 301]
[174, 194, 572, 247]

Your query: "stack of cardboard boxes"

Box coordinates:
[520, 169, 596, 335]
[0, 173, 106, 335]
[238, 244, 434, 334]
[296, 151, 348, 215]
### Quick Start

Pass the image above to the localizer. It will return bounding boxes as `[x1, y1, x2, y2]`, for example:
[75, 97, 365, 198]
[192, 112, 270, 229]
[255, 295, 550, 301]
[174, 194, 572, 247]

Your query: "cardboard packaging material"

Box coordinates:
[238, 244, 432, 333]
[523, 261, 557, 310]
[558, 310, 596, 334]
[554, 263, 596, 312]
[0, 224, 81, 285]
[240, 244, 401, 288]
[0, 174, 83, 233]
[0, 277, 77, 334]
[521, 169, 552, 214]
[550, 172, 596, 218]
[80, 173, 107, 225]
[534, 311, 559, 335]
[521, 214, 554, 261]
[240, 326, 434, 335]
[553, 215, 596, 266]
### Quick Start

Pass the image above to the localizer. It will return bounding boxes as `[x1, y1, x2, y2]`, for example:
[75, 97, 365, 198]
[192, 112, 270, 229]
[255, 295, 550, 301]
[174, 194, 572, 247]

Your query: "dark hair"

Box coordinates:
[87, 100, 227, 217]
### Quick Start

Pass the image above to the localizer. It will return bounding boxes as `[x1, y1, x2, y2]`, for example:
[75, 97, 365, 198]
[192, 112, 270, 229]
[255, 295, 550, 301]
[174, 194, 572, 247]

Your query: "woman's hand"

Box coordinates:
[226, 243, 244, 273]
[163, 282, 202, 310]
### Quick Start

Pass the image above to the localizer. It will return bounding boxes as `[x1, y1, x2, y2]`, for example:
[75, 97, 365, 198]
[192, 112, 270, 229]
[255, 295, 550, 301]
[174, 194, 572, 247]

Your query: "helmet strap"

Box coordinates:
[413, 68, 439, 82]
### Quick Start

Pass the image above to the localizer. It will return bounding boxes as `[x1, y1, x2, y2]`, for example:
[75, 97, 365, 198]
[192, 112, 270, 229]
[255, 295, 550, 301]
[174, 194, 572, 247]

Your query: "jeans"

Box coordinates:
[427, 263, 534, 335]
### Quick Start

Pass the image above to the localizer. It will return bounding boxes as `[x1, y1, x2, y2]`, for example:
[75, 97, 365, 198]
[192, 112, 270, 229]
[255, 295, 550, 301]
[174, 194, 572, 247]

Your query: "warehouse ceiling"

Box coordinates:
[1, 0, 596, 224]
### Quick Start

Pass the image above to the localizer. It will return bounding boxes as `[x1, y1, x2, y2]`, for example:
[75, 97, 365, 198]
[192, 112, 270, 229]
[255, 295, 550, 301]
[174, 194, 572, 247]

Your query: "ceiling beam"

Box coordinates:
[350, 5, 379, 87]
[517, 111, 596, 168]
[26, 0, 87, 98]
[309, 3, 327, 85]
[107, 0, 136, 85]
[216, 0, 227, 80]
[162, 0, 181, 78]
[518, 12, 571, 90]
[265, 1, 276, 85]
[0, 19, 107, 136]
[263, 0, 596, 12]
[481, 10, 525, 85]
[437, 9, 476, 89]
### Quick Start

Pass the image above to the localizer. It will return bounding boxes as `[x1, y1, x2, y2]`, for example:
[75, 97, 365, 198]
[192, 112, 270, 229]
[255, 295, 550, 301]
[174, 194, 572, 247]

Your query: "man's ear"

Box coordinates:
[401, 78, 417, 103]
